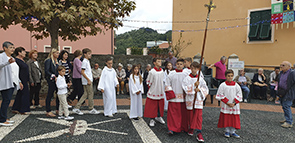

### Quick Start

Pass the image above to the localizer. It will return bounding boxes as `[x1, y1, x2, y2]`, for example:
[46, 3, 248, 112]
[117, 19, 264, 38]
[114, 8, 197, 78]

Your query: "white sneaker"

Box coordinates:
[30, 105, 35, 109]
[106, 115, 114, 117]
[155, 117, 165, 124]
[89, 109, 100, 114]
[72, 108, 84, 115]
[6, 120, 14, 124]
[0, 122, 13, 126]
[149, 119, 155, 127]
[68, 104, 72, 108]
[244, 99, 247, 103]
[58, 116, 65, 119]
[64, 116, 74, 120]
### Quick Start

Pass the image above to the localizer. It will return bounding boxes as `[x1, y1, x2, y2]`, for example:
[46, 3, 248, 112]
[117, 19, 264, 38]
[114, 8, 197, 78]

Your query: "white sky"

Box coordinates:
[115, 0, 173, 35]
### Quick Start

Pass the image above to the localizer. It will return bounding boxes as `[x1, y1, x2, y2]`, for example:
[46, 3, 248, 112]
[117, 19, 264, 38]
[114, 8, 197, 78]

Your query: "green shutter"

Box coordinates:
[260, 23, 271, 38]
[249, 25, 260, 38]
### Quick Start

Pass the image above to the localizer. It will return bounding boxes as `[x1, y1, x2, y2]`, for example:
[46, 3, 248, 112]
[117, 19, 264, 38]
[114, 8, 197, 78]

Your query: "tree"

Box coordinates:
[0, 0, 136, 49]
[170, 32, 192, 58]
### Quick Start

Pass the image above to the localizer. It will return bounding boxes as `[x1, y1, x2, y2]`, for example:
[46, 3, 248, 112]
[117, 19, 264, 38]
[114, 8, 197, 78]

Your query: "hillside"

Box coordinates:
[115, 27, 172, 55]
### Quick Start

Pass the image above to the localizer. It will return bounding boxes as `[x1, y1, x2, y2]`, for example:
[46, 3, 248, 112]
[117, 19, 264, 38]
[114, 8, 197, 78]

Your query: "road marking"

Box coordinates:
[127, 112, 162, 143]
[0, 114, 29, 141]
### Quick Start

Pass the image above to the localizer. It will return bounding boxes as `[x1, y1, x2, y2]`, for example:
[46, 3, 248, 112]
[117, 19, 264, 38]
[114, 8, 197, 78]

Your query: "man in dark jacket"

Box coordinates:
[278, 61, 295, 128]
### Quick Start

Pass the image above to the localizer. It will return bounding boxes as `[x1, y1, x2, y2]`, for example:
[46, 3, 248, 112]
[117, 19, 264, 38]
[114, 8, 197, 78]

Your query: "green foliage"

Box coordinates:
[130, 47, 143, 55]
[115, 28, 171, 55]
[0, 0, 136, 49]
[148, 46, 169, 55]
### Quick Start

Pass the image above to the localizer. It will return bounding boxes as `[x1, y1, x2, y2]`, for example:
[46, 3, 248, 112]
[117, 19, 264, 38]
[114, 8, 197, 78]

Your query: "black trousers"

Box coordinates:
[30, 83, 41, 105]
[46, 79, 59, 112]
[68, 78, 84, 101]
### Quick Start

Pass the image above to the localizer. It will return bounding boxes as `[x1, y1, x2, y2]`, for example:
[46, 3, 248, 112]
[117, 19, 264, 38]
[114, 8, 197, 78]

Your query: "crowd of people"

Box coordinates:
[1, 41, 295, 142]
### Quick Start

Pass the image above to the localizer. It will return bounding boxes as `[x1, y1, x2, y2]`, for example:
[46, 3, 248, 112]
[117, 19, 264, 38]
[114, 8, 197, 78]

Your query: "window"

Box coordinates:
[44, 45, 60, 52]
[63, 46, 72, 53]
[248, 9, 274, 43]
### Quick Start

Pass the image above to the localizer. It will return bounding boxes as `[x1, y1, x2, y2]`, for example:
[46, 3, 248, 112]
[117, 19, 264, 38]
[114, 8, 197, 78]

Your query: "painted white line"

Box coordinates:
[0, 114, 29, 141]
[88, 118, 122, 126]
[87, 128, 128, 135]
[127, 112, 162, 143]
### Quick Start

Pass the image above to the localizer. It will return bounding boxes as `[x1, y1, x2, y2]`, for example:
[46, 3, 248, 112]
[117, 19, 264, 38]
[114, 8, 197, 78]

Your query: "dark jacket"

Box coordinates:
[252, 73, 266, 85]
[27, 59, 43, 84]
[44, 58, 58, 81]
[278, 70, 295, 101]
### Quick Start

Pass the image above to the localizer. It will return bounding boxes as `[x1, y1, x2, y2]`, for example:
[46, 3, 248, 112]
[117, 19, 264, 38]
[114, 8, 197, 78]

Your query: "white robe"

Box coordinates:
[165, 70, 188, 102]
[98, 66, 119, 116]
[129, 74, 144, 118]
[163, 70, 173, 110]
[146, 68, 165, 99]
[215, 82, 242, 115]
[183, 68, 204, 79]
[182, 75, 208, 109]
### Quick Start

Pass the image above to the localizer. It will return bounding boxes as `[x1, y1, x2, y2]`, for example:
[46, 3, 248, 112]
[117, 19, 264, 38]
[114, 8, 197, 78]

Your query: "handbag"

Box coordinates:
[278, 88, 287, 98]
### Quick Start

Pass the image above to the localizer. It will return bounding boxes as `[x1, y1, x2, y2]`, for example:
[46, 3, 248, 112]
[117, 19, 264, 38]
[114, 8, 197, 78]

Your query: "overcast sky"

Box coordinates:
[115, 0, 173, 35]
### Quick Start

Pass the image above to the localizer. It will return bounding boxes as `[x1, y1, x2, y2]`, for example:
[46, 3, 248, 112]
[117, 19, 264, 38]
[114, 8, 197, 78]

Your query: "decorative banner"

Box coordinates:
[272, 0, 283, 3]
[272, 3, 283, 14]
[283, 0, 293, 12]
[271, 13, 283, 24]
[283, 11, 294, 23]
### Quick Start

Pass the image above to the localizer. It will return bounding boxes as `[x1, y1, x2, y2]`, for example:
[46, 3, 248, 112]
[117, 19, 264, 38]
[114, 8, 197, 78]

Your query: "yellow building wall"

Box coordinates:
[173, 0, 295, 68]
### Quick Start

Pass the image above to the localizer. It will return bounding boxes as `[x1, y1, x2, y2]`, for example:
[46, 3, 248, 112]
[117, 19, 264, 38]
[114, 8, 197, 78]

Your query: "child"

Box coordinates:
[144, 58, 165, 127]
[129, 65, 144, 120]
[182, 62, 208, 142]
[216, 69, 242, 138]
[98, 57, 119, 117]
[164, 62, 173, 111]
[183, 57, 192, 74]
[72, 48, 100, 115]
[56, 66, 74, 120]
[165, 59, 189, 135]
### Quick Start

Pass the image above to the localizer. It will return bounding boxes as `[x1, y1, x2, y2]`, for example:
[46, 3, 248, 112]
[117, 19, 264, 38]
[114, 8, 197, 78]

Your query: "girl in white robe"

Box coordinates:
[129, 65, 144, 120]
[98, 58, 119, 117]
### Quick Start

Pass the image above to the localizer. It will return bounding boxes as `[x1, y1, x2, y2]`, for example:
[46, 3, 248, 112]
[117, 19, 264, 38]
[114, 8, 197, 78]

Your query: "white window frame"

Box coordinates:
[63, 46, 72, 53]
[247, 7, 275, 44]
[43, 45, 60, 52]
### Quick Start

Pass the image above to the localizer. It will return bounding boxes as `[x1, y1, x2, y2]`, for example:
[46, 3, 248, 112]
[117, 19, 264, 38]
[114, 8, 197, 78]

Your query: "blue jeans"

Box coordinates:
[270, 85, 276, 98]
[281, 99, 293, 124]
[0, 87, 15, 123]
[240, 85, 250, 100]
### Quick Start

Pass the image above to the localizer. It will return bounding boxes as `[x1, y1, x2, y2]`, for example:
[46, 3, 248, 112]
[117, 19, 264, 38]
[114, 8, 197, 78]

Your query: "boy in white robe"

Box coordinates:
[216, 69, 242, 138]
[165, 59, 189, 135]
[98, 57, 119, 117]
[129, 65, 144, 120]
[144, 58, 165, 127]
[182, 62, 208, 142]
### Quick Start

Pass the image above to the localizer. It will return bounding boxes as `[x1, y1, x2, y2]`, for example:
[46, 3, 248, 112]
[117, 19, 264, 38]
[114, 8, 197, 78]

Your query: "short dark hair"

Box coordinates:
[73, 50, 82, 58]
[153, 58, 161, 63]
[57, 65, 66, 71]
[190, 62, 200, 69]
[184, 57, 192, 63]
[275, 67, 280, 70]
[14, 47, 25, 56]
[225, 69, 234, 76]
[58, 50, 69, 61]
[176, 58, 184, 63]
[82, 48, 91, 54]
[2, 41, 13, 49]
[106, 57, 113, 62]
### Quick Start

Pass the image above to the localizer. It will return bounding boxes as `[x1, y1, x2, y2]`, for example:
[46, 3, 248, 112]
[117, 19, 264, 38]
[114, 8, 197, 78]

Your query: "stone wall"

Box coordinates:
[24, 52, 153, 95]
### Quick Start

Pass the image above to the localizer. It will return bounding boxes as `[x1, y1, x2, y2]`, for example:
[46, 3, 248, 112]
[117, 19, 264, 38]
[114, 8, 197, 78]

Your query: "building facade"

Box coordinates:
[0, 24, 114, 54]
[173, 0, 295, 68]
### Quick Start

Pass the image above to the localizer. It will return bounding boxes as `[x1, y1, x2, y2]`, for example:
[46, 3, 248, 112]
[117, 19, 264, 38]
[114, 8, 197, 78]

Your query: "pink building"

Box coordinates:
[0, 24, 114, 54]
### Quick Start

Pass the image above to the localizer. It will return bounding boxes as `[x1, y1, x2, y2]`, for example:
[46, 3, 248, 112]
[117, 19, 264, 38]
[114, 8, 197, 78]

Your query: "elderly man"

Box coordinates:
[278, 61, 295, 128]
[166, 51, 177, 69]
[92, 63, 102, 94]
[208, 56, 227, 87]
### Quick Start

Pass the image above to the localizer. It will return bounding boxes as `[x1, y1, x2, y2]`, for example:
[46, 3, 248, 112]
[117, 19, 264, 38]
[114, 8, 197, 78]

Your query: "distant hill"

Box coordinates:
[115, 27, 172, 55]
